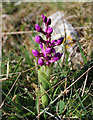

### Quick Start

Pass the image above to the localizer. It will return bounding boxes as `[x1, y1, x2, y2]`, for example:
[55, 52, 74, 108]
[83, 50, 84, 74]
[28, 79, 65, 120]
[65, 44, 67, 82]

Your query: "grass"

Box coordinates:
[1, 2, 93, 120]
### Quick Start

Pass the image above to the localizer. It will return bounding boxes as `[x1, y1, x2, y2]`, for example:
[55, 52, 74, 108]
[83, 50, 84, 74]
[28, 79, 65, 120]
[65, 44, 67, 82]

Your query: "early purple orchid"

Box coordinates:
[32, 14, 65, 107]
[32, 14, 64, 66]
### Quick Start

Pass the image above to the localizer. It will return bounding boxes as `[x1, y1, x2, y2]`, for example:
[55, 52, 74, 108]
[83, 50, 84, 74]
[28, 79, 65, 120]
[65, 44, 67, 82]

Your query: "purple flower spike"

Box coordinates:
[38, 58, 44, 66]
[45, 47, 52, 54]
[32, 49, 40, 57]
[55, 37, 64, 46]
[47, 27, 53, 34]
[35, 35, 43, 44]
[53, 52, 62, 61]
[35, 24, 42, 32]
[33, 14, 64, 66]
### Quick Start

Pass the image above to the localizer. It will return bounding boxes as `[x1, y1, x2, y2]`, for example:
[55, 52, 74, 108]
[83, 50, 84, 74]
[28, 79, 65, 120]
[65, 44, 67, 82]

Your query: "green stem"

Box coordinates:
[38, 65, 51, 107]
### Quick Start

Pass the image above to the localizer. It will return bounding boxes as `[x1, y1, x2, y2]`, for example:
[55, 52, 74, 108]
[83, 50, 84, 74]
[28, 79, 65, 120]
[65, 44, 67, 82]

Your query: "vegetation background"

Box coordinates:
[1, 1, 93, 120]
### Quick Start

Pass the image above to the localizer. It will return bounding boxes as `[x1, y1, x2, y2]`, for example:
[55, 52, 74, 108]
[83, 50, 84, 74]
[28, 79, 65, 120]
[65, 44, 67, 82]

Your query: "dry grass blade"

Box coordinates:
[6, 60, 9, 79]
[82, 72, 89, 96]
[0, 67, 35, 78]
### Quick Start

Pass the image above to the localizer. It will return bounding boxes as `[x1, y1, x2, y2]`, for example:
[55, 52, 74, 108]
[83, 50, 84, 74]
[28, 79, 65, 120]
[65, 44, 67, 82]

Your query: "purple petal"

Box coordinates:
[48, 59, 55, 63]
[47, 27, 53, 34]
[35, 24, 42, 32]
[46, 18, 51, 25]
[32, 49, 40, 57]
[55, 37, 64, 46]
[40, 43, 43, 49]
[53, 52, 62, 61]
[41, 14, 47, 23]
[35, 35, 42, 44]
[41, 49, 47, 57]
[51, 48, 56, 53]
[51, 40, 57, 44]
[49, 40, 57, 47]
[43, 16, 47, 23]
[41, 14, 44, 18]
[45, 28, 47, 33]
[38, 58, 44, 66]
[45, 47, 52, 54]
[46, 62, 50, 66]
[49, 54, 52, 58]
[45, 40, 51, 45]
[46, 56, 51, 61]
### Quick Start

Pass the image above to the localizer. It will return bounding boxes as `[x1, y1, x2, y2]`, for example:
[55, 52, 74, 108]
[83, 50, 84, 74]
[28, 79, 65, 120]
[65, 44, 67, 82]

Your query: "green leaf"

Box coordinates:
[13, 57, 23, 73]
[38, 66, 51, 107]
[15, 94, 35, 107]
[58, 100, 65, 114]
[35, 93, 39, 114]
[38, 69, 50, 90]
[74, 34, 87, 64]
[7, 116, 20, 120]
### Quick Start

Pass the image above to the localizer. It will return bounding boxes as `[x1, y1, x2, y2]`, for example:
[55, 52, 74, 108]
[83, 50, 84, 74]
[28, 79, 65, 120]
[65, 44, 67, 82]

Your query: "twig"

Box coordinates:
[74, 26, 93, 30]
[40, 85, 52, 101]
[6, 60, 9, 79]
[81, 72, 89, 96]
[39, 77, 65, 98]
[0, 2, 2, 120]
[37, 66, 93, 117]
[56, 102, 62, 120]
[1, 26, 92, 37]
[1, 30, 36, 35]
[0, 73, 21, 108]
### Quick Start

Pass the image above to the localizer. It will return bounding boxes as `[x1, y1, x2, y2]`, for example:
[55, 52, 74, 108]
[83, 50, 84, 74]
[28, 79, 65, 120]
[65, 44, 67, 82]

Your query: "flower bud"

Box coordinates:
[41, 14, 47, 23]
[43, 16, 47, 23]
[47, 27, 53, 34]
[38, 58, 44, 66]
[55, 37, 64, 46]
[32, 49, 40, 57]
[35, 24, 42, 32]
[35, 35, 43, 44]
[46, 18, 51, 25]
[41, 14, 44, 18]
